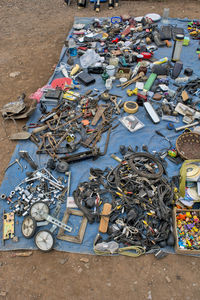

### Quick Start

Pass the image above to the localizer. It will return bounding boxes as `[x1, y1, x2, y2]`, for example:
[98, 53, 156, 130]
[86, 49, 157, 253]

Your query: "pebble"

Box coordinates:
[0, 291, 7, 297]
[13, 236, 19, 242]
[106, 282, 111, 287]
[147, 290, 152, 300]
[84, 263, 90, 269]
[0, 262, 3, 267]
[192, 283, 197, 287]
[80, 258, 89, 263]
[165, 276, 171, 283]
[9, 71, 20, 78]
[59, 258, 68, 265]
[77, 267, 83, 274]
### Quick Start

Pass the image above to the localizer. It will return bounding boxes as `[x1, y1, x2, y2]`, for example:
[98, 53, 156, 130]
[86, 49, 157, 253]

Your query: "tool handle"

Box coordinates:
[19, 151, 38, 170]
[155, 130, 165, 138]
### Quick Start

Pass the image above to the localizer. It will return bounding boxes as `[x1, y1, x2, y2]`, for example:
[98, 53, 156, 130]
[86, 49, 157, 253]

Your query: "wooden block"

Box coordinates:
[99, 203, 112, 233]
[91, 106, 106, 126]
[181, 90, 189, 102]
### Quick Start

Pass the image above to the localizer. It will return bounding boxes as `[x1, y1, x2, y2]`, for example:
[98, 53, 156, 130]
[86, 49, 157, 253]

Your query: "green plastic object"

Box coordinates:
[143, 73, 157, 92]
[102, 71, 109, 82]
[183, 37, 190, 46]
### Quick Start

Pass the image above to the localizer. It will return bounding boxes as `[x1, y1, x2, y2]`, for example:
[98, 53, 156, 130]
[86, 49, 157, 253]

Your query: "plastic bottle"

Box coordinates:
[68, 35, 77, 57]
[162, 8, 169, 24]
[171, 34, 184, 62]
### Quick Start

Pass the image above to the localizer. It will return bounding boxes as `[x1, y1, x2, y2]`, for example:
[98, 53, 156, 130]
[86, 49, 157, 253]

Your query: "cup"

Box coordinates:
[105, 78, 112, 90]
[106, 65, 116, 77]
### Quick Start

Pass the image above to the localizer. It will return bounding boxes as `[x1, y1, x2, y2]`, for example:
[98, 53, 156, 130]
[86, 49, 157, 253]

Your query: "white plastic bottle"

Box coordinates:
[68, 35, 77, 57]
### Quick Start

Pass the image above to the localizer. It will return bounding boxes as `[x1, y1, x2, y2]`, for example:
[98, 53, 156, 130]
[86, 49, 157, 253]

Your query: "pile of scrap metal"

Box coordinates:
[1, 94, 37, 140]
[29, 90, 120, 166]
[73, 150, 175, 256]
[1, 168, 73, 251]
[1, 15, 200, 255]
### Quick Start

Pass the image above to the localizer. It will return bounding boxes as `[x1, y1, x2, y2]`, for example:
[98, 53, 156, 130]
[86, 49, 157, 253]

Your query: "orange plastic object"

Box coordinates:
[51, 77, 72, 90]
[81, 120, 90, 126]
[165, 40, 172, 47]
[176, 213, 187, 220]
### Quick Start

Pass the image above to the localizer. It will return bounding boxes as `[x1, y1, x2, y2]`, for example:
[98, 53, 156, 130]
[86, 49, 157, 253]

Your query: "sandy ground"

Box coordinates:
[0, 0, 200, 299]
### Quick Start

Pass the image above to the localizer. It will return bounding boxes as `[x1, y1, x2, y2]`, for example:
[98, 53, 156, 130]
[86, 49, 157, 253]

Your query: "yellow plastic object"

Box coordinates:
[66, 134, 75, 143]
[70, 64, 80, 76]
[63, 90, 80, 101]
[190, 30, 199, 36]
[102, 33, 109, 39]
[183, 37, 190, 46]
[3, 212, 14, 241]
[123, 101, 138, 114]
[126, 88, 138, 96]
[153, 57, 168, 65]
[179, 159, 200, 197]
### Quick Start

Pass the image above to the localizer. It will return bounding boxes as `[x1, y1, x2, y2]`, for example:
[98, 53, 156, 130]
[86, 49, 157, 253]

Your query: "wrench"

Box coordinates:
[4, 158, 23, 173]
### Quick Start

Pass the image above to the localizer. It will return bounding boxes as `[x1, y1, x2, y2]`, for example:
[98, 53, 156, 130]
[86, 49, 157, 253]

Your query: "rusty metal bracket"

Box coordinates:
[91, 105, 107, 126]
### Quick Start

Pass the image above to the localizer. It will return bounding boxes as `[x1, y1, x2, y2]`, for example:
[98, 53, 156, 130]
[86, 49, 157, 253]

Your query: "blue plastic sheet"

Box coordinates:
[0, 17, 199, 254]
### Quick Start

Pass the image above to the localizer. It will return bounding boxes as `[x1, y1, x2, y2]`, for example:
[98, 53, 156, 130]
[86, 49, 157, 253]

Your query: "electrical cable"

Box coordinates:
[93, 245, 146, 257]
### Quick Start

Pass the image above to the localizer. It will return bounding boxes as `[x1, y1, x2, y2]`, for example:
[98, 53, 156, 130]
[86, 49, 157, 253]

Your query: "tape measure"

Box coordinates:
[123, 101, 138, 114]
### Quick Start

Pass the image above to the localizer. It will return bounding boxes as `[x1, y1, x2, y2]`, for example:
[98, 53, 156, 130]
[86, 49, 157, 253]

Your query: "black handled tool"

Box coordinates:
[19, 150, 38, 170]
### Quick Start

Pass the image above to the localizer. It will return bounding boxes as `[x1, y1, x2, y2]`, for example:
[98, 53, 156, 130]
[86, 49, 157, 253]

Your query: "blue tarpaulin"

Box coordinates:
[0, 17, 199, 254]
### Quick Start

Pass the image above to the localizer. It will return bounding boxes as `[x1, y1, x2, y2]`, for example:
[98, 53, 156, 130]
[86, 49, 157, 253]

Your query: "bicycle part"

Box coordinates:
[34, 230, 54, 252]
[30, 202, 50, 222]
[21, 216, 37, 239]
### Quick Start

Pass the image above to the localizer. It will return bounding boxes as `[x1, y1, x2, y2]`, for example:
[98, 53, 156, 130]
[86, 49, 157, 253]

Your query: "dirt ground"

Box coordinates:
[0, 0, 200, 299]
